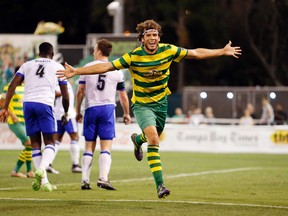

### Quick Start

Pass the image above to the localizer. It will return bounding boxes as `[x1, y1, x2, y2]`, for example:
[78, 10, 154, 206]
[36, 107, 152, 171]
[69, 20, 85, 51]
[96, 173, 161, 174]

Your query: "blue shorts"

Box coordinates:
[57, 118, 78, 134]
[23, 102, 57, 136]
[83, 105, 115, 141]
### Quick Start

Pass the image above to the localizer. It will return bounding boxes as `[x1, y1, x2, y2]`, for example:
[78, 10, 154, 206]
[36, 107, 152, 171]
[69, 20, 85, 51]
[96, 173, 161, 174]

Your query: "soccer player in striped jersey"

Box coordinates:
[0, 42, 69, 192]
[76, 39, 131, 190]
[1, 69, 34, 178]
[57, 19, 242, 198]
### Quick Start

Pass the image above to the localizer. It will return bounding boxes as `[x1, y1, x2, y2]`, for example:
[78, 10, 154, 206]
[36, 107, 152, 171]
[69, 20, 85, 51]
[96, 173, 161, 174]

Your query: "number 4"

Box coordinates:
[36, 65, 45, 77]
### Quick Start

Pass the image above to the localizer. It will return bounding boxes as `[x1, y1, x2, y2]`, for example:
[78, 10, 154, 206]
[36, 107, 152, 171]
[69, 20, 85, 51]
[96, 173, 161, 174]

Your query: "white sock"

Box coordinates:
[49, 140, 60, 164]
[54, 140, 60, 156]
[87, 161, 92, 180]
[39, 144, 55, 170]
[82, 151, 93, 182]
[98, 151, 111, 181]
[70, 140, 80, 165]
[32, 148, 42, 169]
[41, 175, 49, 185]
[33, 147, 50, 185]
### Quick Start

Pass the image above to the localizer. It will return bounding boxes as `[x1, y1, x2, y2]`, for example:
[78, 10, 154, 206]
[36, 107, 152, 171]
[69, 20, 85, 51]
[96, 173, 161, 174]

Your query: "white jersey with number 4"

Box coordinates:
[79, 60, 125, 110]
[17, 58, 66, 107]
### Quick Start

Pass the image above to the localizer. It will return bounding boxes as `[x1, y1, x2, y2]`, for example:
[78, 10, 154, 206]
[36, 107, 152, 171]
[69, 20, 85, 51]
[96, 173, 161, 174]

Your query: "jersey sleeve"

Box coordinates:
[15, 65, 25, 80]
[78, 75, 86, 85]
[115, 70, 125, 91]
[171, 45, 188, 63]
[112, 53, 131, 70]
[116, 82, 125, 91]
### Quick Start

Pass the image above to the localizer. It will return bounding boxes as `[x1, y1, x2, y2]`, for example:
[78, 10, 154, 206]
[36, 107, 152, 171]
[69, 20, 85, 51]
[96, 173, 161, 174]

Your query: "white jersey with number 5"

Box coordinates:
[79, 60, 125, 109]
[16, 58, 66, 106]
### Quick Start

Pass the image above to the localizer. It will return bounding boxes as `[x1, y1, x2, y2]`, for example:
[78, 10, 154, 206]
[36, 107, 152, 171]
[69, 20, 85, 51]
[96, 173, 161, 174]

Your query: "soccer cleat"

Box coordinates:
[26, 170, 35, 178]
[42, 182, 57, 192]
[46, 164, 60, 174]
[97, 178, 116, 190]
[32, 169, 44, 191]
[157, 184, 171, 199]
[10, 171, 27, 178]
[72, 164, 82, 173]
[131, 133, 143, 161]
[81, 181, 92, 190]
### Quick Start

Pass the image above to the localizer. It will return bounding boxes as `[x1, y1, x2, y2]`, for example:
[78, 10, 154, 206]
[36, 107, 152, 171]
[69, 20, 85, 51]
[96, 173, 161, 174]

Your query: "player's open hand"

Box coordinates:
[57, 62, 77, 79]
[224, 41, 242, 58]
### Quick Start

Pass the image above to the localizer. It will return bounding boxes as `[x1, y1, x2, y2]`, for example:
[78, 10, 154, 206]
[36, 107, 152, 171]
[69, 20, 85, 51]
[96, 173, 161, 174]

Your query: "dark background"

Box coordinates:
[1, 0, 288, 90]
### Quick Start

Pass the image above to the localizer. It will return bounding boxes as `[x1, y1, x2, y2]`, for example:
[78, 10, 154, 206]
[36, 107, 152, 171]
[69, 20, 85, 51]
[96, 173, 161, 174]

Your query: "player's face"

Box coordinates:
[142, 32, 160, 54]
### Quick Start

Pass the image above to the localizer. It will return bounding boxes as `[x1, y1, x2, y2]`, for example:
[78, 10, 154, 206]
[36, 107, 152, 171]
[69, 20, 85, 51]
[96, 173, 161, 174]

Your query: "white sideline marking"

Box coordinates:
[0, 167, 260, 190]
[0, 197, 287, 209]
[113, 167, 261, 183]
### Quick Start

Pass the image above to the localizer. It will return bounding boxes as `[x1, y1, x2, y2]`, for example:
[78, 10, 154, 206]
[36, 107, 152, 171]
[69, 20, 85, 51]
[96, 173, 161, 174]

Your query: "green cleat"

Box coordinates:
[157, 184, 171, 199]
[32, 169, 44, 191]
[131, 133, 143, 161]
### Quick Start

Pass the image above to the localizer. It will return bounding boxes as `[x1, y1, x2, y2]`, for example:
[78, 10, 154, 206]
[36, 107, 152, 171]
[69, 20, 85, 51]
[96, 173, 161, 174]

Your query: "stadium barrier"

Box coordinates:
[1, 123, 288, 154]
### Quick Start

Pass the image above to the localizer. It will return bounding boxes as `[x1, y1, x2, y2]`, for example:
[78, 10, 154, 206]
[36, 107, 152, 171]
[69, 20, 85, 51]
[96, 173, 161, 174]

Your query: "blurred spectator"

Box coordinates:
[171, 107, 186, 123]
[259, 97, 274, 125]
[188, 107, 204, 125]
[274, 103, 287, 125]
[246, 103, 257, 119]
[4, 62, 14, 84]
[172, 107, 185, 118]
[239, 108, 254, 126]
[204, 106, 216, 125]
[186, 105, 196, 118]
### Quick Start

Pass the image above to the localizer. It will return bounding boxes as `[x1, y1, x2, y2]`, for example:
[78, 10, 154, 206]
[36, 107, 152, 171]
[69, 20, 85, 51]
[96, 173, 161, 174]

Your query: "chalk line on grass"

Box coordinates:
[0, 197, 287, 210]
[0, 167, 261, 189]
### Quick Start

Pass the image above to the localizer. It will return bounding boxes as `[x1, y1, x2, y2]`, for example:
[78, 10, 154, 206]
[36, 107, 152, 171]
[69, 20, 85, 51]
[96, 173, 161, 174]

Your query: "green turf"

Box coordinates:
[1, 150, 288, 215]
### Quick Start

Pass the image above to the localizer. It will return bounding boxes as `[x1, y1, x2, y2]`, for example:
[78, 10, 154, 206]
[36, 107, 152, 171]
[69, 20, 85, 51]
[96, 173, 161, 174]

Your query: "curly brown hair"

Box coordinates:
[136, 20, 163, 41]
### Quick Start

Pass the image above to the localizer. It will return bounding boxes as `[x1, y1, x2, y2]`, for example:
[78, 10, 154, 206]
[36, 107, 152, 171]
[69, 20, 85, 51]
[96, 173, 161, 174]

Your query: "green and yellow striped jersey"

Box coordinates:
[3, 84, 25, 125]
[112, 43, 188, 106]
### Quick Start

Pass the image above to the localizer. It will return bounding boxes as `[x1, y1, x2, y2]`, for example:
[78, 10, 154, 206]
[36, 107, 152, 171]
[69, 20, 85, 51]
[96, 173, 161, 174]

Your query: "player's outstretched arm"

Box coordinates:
[186, 40, 241, 60]
[57, 62, 115, 79]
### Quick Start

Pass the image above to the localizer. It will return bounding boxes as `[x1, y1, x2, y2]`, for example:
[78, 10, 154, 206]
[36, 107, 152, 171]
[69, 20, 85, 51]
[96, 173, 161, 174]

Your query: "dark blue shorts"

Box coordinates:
[57, 118, 78, 134]
[83, 105, 115, 141]
[23, 102, 57, 136]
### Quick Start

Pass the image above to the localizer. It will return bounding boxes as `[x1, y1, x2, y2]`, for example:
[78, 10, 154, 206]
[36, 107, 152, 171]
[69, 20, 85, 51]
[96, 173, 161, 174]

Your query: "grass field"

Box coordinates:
[1, 150, 288, 216]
